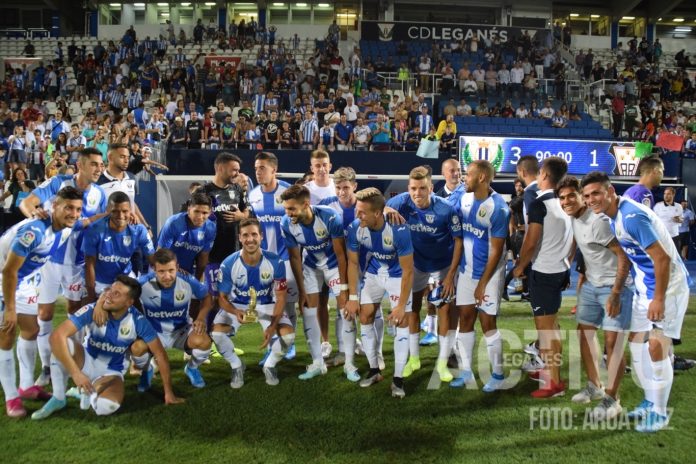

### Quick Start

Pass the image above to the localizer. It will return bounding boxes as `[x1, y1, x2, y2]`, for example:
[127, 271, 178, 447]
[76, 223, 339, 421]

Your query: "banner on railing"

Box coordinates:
[458, 135, 655, 176]
[204, 56, 241, 75]
[361, 20, 544, 43]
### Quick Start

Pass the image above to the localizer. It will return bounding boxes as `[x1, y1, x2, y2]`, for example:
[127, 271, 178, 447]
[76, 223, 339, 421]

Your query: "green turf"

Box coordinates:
[2, 296, 695, 464]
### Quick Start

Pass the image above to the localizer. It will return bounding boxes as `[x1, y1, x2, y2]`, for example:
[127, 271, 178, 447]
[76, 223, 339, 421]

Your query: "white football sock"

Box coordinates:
[335, 308, 344, 353]
[437, 331, 453, 362]
[649, 358, 673, 417]
[17, 337, 37, 390]
[284, 302, 297, 329]
[444, 330, 457, 361]
[394, 327, 409, 377]
[303, 307, 323, 364]
[456, 331, 476, 372]
[37, 319, 53, 369]
[92, 396, 120, 416]
[49, 338, 76, 402]
[211, 331, 242, 369]
[0, 348, 19, 401]
[485, 330, 504, 376]
[264, 333, 294, 368]
[426, 314, 437, 335]
[409, 333, 420, 359]
[340, 312, 356, 367]
[629, 341, 649, 388]
[360, 323, 378, 369]
[374, 309, 385, 356]
[131, 353, 151, 370]
[189, 348, 211, 368]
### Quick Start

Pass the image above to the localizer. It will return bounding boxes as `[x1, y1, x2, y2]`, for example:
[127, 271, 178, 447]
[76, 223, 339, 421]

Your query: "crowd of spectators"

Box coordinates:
[2, 19, 695, 182]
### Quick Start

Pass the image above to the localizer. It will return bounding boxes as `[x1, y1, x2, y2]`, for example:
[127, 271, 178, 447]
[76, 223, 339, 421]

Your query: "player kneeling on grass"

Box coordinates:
[212, 218, 295, 387]
[32, 275, 184, 420]
[126, 249, 213, 391]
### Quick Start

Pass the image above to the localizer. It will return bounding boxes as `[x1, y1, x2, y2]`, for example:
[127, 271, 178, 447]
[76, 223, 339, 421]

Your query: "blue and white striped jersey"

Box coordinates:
[0, 217, 71, 293]
[138, 272, 208, 333]
[83, 217, 155, 286]
[387, 193, 461, 272]
[157, 212, 216, 274]
[248, 180, 291, 259]
[456, 191, 510, 279]
[610, 197, 691, 299]
[70, 304, 157, 373]
[281, 206, 344, 270]
[346, 219, 413, 278]
[32, 175, 107, 266]
[218, 250, 286, 306]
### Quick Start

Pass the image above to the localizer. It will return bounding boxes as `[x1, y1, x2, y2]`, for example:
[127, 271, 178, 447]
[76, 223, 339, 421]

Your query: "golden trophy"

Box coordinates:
[243, 287, 258, 323]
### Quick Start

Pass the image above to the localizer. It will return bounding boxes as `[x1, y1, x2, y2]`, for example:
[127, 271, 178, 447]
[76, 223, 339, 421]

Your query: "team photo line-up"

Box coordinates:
[0, 145, 689, 434]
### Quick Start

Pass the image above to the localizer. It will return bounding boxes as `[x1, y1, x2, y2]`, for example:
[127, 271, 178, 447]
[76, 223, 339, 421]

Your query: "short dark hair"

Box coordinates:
[517, 155, 539, 175]
[114, 274, 142, 301]
[55, 186, 83, 202]
[239, 217, 261, 233]
[189, 192, 212, 208]
[636, 156, 663, 177]
[79, 147, 103, 160]
[109, 143, 129, 151]
[580, 171, 611, 190]
[152, 248, 177, 266]
[107, 191, 131, 207]
[556, 175, 580, 195]
[255, 151, 278, 168]
[541, 157, 568, 186]
[280, 184, 310, 203]
[514, 177, 526, 188]
[215, 152, 242, 166]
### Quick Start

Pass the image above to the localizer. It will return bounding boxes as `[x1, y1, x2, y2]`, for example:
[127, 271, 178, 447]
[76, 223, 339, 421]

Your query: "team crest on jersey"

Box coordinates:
[228, 191, 237, 201]
[260, 270, 272, 283]
[316, 228, 327, 238]
[18, 230, 36, 247]
[478, 208, 487, 218]
[123, 236, 132, 247]
[425, 214, 435, 223]
[452, 215, 460, 224]
[197, 231, 205, 241]
[383, 236, 393, 247]
[275, 196, 283, 204]
[641, 198, 651, 207]
[175, 290, 186, 302]
[119, 325, 132, 337]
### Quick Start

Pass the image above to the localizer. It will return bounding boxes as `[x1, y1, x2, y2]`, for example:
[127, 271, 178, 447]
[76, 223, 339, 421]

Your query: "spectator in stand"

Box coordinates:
[369, 114, 391, 151]
[515, 103, 529, 119]
[568, 103, 582, 121]
[457, 99, 472, 117]
[611, 91, 625, 138]
[436, 114, 456, 139]
[540, 100, 554, 119]
[501, 100, 515, 118]
[551, 110, 567, 128]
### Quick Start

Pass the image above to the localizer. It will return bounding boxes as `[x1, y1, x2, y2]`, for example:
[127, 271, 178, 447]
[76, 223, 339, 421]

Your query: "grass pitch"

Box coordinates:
[2, 296, 695, 464]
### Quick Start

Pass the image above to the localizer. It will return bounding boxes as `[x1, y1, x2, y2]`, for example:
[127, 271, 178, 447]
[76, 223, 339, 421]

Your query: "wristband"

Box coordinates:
[339, 284, 349, 291]
[349, 294, 359, 301]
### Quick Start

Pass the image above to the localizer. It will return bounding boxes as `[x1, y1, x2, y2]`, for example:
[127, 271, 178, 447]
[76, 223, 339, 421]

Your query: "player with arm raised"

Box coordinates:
[280, 185, 349, 380]
[0, 186, 82, 418]
[345, 188, 414, 398]
[20, 148, 108, 387]
[31, 275, 184, 420]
